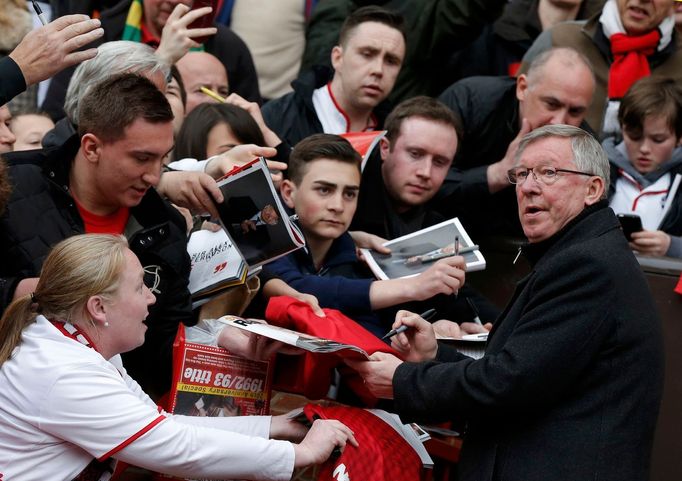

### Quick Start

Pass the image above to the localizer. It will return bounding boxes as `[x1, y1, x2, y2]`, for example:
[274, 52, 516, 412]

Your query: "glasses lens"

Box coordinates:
[537, 166, 557, 184]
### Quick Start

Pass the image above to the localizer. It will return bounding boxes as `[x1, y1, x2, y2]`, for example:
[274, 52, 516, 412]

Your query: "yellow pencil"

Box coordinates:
[200, 86, 226, 103]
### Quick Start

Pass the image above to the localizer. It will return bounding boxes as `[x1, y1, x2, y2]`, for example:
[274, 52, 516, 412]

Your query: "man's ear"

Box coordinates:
[379, 137, 391, 161]
[81, 133, 102, 164]
[331, 45, 343, 71]
[85, 295, 107, 326]
[280, 179, 297, 210]
[584, 176, 605, 206]
[516, 74, 529, 102]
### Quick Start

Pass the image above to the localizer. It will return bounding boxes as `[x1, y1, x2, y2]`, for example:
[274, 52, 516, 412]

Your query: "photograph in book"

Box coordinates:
[215, 158, 304, 269]
[218, 316, 371, 359]
[360, 217, 486, 280]
[187, 229, 247, 300]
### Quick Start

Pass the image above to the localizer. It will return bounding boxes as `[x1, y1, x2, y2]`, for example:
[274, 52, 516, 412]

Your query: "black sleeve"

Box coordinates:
[0, 56, 27, 106]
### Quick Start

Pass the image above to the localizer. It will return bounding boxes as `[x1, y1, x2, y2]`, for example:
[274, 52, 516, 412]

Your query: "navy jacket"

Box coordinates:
[264, 232, 387, 337]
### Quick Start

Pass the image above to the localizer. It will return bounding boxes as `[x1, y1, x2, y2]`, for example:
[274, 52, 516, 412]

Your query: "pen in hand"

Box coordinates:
[32, 0, 48, 25]
[466, 298, 483, 326]
[381, 308, 437, 341]
[403, 244, 480, 266]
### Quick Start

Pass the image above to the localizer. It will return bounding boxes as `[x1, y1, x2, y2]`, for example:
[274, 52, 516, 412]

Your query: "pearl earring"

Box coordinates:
[104, 321, 109, 327]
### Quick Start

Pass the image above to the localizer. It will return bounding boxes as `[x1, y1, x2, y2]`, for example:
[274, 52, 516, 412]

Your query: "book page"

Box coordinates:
[214, 158, 305, 269]
[219, 316, 370, 359]
[187, 229, 247, 298]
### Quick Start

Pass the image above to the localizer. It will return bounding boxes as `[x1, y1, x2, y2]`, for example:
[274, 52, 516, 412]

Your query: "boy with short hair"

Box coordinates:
[604, 76, 682, 258]
[266, 133, 466, 337]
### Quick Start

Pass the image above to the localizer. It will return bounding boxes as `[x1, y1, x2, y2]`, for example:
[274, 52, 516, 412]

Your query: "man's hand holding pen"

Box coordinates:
[346, 310, 440, 398]
[387, 310, 440, 362]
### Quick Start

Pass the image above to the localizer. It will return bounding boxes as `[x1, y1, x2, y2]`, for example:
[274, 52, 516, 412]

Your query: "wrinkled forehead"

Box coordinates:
[517, 136, 575, 167]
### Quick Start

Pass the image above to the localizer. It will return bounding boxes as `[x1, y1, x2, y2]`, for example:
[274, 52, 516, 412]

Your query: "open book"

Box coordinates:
[214, 158, 305, 269]
[218, 315, 371, 359]
[360, 217, 486, 280]
[187, 229, 248, 300]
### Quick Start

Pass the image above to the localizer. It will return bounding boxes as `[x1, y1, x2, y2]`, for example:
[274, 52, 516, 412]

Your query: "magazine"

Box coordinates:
[360, 217, 486, 280]
[187, 229, 247, 300]
[214, 158, 305, 269]
[340, 130, 386, 172]
[162, 321, 273, 481]
[218, 315, 372, 359]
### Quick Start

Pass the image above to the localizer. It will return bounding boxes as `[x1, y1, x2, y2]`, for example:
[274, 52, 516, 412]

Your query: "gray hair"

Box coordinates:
[64, 41, 170, 124]
[515, 124, 610, 199]
[526, 47, 595, 90]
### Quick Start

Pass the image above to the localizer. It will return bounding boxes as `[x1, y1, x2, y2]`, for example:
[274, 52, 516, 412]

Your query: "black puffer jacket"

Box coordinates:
[0, 135, 193, 398]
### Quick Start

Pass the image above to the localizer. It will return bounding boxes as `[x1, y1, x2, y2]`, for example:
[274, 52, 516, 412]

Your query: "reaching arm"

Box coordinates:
[8, 15, 103, 88]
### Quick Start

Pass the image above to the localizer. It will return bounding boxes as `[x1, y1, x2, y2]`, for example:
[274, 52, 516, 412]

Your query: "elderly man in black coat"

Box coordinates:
[349, 124, 664, 481]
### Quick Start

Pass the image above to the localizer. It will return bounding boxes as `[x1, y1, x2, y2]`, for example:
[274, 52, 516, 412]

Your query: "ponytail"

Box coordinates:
[0, 294, 39, 365]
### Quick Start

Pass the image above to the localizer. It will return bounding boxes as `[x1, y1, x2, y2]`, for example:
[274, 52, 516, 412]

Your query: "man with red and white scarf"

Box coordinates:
[521, 0, 679, 138]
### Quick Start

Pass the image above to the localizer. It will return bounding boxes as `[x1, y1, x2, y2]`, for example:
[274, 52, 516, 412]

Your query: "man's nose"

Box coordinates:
[0, 124, 16, 147]
[328, 192, 344, 211]
[143, 161, 163, 186]
[416, 158, 432, 178]
[548, 110, 569, 125]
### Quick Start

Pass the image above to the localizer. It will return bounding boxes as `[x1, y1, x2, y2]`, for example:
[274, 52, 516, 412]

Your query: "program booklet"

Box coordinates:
[168, 321, 273, 418]
[360, 217, 486, 280]
[215, 158, 305, 269]
[218, 315, 372, 360]
[187, 229, 248, 301]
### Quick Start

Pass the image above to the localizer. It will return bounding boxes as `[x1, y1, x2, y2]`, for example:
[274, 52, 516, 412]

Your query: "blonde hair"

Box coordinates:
[0, 234, 129, 365]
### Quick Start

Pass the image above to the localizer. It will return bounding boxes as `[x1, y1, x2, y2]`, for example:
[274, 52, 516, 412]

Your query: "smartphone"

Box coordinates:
[617, 213, 643, 241]
[187, 0, 218, 44]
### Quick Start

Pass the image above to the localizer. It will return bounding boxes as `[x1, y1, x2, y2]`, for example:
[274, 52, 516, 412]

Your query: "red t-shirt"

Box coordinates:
[74, 198, 130, 235]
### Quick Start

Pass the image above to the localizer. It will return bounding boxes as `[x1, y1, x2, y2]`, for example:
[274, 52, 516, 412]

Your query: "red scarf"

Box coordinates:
[608, 30, 661, 99]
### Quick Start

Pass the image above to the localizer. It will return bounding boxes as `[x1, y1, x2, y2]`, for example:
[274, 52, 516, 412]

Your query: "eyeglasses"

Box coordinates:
[507, 165, 594, 185]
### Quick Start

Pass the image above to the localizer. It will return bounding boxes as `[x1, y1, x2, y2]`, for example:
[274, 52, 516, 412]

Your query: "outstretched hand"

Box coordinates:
[156, 4, 217, 64]
[410, 255, 466, 300]
[217, 325, 301, 361]
[9, 15, 104, 86]
[156, 170, 223, 218]
[293, 419, 358, 468]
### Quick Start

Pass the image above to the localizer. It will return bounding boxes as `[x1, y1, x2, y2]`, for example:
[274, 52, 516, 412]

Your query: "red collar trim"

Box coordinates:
[326, 83, 378, 132]
[50, 320, 100, 352]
